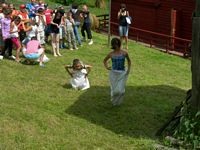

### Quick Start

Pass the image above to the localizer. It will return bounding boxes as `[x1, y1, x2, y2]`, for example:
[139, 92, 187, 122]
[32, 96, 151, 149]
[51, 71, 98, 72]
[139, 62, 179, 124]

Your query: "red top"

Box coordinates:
[44, 9, 53, 25]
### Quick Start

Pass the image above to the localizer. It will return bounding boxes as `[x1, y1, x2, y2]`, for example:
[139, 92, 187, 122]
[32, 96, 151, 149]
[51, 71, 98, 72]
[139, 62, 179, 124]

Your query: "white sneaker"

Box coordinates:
[88, 39, 93, 45]
[9, 55, 16, 60]
[0, 55, 3, 60]
[69, 48, 73, 51]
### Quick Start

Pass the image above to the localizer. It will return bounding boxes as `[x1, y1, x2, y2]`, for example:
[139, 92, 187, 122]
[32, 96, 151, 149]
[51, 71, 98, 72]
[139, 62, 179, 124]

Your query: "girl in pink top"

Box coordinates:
[23, 37, 45, 67]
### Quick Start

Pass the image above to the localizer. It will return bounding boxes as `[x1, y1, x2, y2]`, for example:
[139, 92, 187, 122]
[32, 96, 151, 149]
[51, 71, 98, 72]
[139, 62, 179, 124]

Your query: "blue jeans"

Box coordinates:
[74, 22, 82, 45]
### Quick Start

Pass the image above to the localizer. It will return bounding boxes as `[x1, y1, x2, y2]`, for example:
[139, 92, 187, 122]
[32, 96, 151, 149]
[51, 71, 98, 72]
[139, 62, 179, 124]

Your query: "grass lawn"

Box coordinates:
[0, 31, 191, 149]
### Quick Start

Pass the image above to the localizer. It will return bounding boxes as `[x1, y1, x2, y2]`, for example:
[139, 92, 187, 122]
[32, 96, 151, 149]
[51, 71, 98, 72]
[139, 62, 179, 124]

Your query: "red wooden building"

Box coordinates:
[110, 0, 195, 55]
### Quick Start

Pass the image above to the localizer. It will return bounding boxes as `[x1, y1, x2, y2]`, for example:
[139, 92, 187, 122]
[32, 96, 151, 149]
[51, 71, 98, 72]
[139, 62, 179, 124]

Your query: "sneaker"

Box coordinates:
[9, 55, 16, 60]
[75, 47, 78, 50]
[69, 48, 73, 51]
[88, 39, 93, 45]
[0, 55, 3, 60]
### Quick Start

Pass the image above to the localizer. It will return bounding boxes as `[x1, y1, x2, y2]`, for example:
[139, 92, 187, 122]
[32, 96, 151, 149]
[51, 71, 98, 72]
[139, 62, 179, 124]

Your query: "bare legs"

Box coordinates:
[51, 33, 62, 57]
[120, 36, 128, 50]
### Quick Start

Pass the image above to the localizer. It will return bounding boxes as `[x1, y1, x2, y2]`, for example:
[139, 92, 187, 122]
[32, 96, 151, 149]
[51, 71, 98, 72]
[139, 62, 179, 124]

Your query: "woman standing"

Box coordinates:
[118, 3, 130, 50]
[51, 9, 63, 57]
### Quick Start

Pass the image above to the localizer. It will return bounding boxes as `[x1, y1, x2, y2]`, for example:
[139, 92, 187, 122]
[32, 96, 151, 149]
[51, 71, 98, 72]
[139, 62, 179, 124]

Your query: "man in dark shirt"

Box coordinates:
[80, 5, 93, 45]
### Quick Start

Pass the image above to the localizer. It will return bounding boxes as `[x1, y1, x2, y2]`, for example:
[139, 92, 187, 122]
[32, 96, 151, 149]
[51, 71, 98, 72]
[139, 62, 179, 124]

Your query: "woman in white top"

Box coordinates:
[10, 16, 22, 62]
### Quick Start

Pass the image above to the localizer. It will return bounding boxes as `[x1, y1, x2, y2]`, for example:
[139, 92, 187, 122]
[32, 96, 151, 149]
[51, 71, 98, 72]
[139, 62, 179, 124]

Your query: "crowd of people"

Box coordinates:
[0, 0, 93, 64]
[0, 0, 132, 106]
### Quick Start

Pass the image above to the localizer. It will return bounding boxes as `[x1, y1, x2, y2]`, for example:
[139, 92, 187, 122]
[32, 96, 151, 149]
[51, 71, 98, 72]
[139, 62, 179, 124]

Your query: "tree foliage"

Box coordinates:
[95, 0, 106, 8]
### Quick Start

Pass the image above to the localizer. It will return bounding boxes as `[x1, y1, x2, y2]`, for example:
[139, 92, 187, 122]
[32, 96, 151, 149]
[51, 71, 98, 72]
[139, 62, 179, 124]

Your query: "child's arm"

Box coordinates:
[10, 22, 15, 34]
[84, 65, 92, 77]
[103, 53, 112, 70]
[125, 51, 131, 75]
[64, 65, 73, 77]
[22, 23, 32, 32]
[41, 15, 47, 26]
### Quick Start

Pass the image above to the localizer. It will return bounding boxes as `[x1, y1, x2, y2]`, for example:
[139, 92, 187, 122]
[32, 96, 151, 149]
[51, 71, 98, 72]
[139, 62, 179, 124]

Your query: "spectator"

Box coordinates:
[50, 9, 63, 57]
[35, 8, 46, 45]
[64, 12, 77, 50]
[18, 4, 29, 42]
[8, 3, 19, 19]
[0, 9, 15, 60]
[70, 3, 82, 46]
[10, 16, 22, 62]
[80, 4, 93, 45]
[118, 3, 130, 50]
[22, 19, 38, 45]
[22, 37, 45, 67]
[44, 3, 53, 43]
[26, 0, 37, 19]
[0, 6, 4, 53]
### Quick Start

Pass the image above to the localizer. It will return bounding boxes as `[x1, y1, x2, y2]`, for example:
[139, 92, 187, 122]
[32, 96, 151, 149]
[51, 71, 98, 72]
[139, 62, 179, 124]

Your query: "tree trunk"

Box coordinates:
[95, 0, 106, 9]
[190, 0, 200, 114]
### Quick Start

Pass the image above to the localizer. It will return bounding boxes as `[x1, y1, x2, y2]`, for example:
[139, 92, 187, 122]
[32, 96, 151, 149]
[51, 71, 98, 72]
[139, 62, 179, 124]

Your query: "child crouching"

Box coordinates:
[65, 59, 92, 90]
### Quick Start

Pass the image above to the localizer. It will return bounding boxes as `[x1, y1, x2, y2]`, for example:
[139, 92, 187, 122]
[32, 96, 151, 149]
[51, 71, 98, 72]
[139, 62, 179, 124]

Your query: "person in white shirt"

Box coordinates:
[35, 8, 46, 45]
[22, 19, 38, 45]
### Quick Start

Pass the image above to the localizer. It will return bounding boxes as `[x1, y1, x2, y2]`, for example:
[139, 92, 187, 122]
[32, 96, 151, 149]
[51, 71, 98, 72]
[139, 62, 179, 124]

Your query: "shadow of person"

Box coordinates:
[65, 85, 186, 138]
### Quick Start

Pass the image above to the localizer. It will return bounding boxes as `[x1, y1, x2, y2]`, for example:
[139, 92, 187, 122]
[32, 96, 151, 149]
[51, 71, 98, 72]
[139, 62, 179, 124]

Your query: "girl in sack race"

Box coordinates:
[103, 38, 131, 106]
[64, 59, 92, 90]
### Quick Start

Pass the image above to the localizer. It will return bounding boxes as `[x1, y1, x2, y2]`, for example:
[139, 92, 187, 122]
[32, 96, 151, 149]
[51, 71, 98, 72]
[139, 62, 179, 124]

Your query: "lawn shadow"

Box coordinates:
[65, 85, 186, 138]
[62, 83, 72, 89]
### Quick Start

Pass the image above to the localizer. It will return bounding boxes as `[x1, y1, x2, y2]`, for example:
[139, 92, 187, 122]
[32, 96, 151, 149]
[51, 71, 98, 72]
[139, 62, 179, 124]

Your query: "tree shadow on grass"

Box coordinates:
[65, 85, 186, 138]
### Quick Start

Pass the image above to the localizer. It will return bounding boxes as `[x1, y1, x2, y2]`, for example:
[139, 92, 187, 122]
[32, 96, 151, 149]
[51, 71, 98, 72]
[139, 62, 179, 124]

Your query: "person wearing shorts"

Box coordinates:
[118, 3, 130, 50]
[10, 16, 22, 62]
[22, 37, 45, 67]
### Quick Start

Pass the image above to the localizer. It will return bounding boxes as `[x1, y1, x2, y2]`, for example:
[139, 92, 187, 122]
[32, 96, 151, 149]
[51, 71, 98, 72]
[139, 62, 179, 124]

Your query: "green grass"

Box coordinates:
[0, 31, 191, 149]
[9, 0, 109, 15]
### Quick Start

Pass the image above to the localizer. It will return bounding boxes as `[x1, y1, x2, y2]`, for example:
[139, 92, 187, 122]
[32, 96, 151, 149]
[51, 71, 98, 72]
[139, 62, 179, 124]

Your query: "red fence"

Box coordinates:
[96, 14, 192, 57]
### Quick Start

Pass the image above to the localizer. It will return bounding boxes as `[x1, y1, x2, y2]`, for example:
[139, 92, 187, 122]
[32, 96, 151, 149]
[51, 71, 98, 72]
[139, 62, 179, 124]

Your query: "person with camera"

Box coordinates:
[118, 3, 130, 50]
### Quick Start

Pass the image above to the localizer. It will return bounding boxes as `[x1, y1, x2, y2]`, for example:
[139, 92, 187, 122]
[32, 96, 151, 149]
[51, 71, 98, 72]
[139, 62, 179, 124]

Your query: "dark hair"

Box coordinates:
[3, 8, 12, 15]
[73, 59, 81, 66]
[120, 3, 126, 9]
[72, 3, 78, 9]
[111, 38, 121, 50]
[44, 3, 48, 8]
[38, 8, 44, 13]
[31, 36, 37, 40]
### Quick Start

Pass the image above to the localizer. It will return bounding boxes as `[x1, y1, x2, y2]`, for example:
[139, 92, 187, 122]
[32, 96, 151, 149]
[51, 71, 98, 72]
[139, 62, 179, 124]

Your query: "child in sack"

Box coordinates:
[64, 59, 92, 90]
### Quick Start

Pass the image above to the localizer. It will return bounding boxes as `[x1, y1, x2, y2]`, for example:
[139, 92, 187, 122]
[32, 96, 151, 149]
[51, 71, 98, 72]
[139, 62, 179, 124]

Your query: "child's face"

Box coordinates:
[82, 5, 88, 11]
[73, 63, 82, 70]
